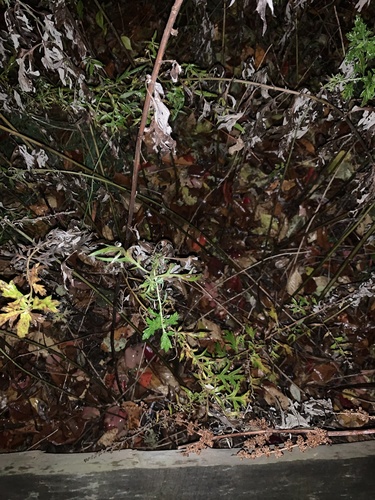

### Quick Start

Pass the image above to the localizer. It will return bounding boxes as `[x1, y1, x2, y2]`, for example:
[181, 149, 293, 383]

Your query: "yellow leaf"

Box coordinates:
[2, 297, 28, 312]
[32, 283, 46, 296]
[268, 307, 278, 322]
[46, 298, 59, 313]
[32, 296, 59, 312]
[0, 311, 21, 327]
[17, 311, 31, 338]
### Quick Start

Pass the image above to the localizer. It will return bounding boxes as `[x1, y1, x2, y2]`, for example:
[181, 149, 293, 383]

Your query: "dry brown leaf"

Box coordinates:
[255, 44, 266, 68]
[101, 225, 114, 241]
[28, 330, 62, 358]
[335, 409, 369, 428]
[298, 137, 315, 154]
[286, 268, 302, 295]
[122, 401, 141, 430]
[308, 362, 338, 385]
[263, 382, 290, 410]
[281, 179, 296, 192]
[29, 202, 49, 216]
[312, 276, 329, 295]
[28, 264, 42, 287]
[97, 428, 119, 447]
[197, 318, 224, 347]
[155, 364, 180, 393]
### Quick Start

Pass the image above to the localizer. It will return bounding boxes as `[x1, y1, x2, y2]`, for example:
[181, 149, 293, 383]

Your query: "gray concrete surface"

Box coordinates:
[0, 441, 374, 499]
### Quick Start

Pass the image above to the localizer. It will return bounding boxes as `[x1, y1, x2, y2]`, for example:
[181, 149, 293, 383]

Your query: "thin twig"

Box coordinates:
[125, 0, 184, 244]
[334, 6, 346, 58]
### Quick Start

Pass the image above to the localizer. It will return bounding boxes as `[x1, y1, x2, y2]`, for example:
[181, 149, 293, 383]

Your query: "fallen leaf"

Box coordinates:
[255, 44, 266, 68]
[286, 268, 302, 295]
[263, 382, 290, 410]
[298, 137, 315, 154]
[335, 409, 369, 428]
[97, 428, 119, 447]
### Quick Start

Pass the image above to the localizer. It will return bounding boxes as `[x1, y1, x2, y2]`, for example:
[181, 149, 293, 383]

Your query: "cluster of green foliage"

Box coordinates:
[90, 246, 265, 414]
[328, 16, 375, 104]
[91, 244, 200, 351]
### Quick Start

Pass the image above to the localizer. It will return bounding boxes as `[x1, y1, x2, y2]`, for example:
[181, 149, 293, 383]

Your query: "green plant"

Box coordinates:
[328, 16, 375, 104]
[142, 308, 180, 351]
[328, 332, 351, 357]
[91, 243, 200, 351]
[0, 264, 59, 338]
[280, 296, 317, 344]
[289, 295, 317, 316]
[95, 9, 108, 37]
[178, 325, 276, 415]
[145, 31, 160, 60]
[193, 350, 248, 412]
[166, 86, 186, 121]
[92, 244, 268, 414]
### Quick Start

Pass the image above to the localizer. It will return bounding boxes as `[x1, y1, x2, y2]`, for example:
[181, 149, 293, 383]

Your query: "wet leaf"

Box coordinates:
[138, 367, 162, 392]
[308, 363, 339, 385]
[104, 405, 128, 432]
[154, 364, 180, 393]
[123, 343, 146, 369]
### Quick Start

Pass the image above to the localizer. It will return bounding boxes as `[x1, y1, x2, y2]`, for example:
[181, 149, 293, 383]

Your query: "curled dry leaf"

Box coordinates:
[228, 136, 244, 155]
[256, 0, 274, 35]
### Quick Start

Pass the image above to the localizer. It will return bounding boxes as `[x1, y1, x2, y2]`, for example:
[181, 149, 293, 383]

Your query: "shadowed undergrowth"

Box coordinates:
[0, 0, 374, 456]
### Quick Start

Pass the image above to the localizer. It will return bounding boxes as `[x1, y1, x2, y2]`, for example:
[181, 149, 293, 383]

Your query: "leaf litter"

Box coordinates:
[0, 0, 374, 457]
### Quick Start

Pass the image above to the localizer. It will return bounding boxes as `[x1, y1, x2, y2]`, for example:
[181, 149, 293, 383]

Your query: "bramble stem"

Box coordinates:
[126, 0, 184, 245]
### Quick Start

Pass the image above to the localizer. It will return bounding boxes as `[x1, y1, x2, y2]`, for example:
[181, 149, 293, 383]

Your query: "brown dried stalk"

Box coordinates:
[179, 426, 375, 457]
[210, 427, 375, 441]
[125, 0, 184, 244]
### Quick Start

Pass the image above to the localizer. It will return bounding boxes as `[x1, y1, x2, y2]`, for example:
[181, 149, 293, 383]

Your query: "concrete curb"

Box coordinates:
[1, 441, 374, 499]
